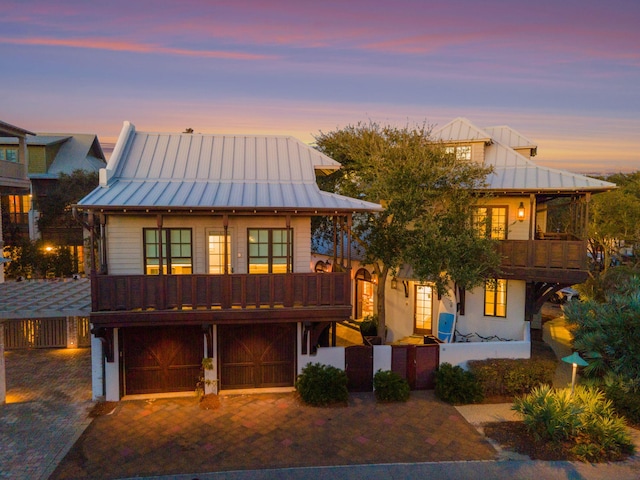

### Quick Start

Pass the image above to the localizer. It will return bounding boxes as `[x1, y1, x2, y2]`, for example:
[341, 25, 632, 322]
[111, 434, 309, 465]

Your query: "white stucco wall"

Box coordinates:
[439, 322, 531, 369]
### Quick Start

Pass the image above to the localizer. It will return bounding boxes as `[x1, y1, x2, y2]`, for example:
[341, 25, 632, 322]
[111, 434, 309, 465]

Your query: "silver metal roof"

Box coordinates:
[482, 125, 537, 151]
[433, 118, 615, 193]
[78, 122, 382, 213]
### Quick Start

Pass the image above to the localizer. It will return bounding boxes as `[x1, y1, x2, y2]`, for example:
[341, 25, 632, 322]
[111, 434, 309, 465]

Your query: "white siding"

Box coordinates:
[105, 214, 312, 275]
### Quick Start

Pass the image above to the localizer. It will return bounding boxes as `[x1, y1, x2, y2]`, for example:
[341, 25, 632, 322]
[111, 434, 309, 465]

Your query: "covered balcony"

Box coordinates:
[90, 271, 352, 327]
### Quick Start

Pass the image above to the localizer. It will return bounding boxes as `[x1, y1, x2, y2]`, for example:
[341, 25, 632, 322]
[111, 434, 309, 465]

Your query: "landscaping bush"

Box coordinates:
[469, 358, 556, 398]
[434, 362, 484, 405]
[359, 314, 379, 337]
[295, 363, 348, 406]
[601, 374, 640, 426]
[512, 384, 635, 462]
[373, 370, 410, 403]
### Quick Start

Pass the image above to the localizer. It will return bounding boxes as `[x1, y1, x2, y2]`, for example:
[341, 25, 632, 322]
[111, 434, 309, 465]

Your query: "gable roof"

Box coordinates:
[78, 122, 382, 214]
[433, 118, 615, 194]
[0, 134, 107, 179]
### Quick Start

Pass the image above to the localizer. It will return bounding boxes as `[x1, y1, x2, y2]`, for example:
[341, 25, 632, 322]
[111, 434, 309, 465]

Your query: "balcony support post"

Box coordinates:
[528, 194, 535, 240]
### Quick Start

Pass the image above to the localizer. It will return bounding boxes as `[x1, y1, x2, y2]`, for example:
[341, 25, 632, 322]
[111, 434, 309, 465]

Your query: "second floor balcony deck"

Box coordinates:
[498, 238, 589, 284]
[91, 271, 352, 326]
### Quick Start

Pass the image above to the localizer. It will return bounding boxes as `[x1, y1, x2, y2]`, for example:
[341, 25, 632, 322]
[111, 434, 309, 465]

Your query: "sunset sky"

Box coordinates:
[2, 0, 639, 173]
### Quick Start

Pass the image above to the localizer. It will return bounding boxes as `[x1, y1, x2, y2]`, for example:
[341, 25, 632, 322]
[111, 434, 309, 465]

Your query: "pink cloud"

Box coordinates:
[0, 36, 275, 60]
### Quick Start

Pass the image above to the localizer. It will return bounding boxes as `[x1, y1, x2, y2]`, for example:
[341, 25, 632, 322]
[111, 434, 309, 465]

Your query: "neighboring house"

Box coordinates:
[76, 122, 382, 401]
[376, 118, 614, 367]
[0, 120, 34, 284]
[0, 133, 106, 274]
[0, 119, 34, 404]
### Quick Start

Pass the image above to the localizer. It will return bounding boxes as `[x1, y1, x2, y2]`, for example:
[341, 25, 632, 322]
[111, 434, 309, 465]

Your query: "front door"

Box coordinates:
[208, 231, 231, 273]
[218, 323, 296, 390]
[414, 284, 433, 334]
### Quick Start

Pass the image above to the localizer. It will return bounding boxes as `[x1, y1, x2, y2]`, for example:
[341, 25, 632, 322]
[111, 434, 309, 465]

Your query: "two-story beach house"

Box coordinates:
[355, 118, 616, 368]
[76, 122, 382, 401]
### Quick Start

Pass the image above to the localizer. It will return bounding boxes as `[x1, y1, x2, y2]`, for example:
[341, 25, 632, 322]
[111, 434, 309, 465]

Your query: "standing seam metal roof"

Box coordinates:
[433, 118, 615, 192]
[78, 122, 382, 212]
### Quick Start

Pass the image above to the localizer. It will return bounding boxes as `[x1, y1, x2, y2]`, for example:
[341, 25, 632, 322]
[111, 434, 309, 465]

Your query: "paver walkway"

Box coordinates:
[50, 390, 497, 479]
[0, 348, 93, 480]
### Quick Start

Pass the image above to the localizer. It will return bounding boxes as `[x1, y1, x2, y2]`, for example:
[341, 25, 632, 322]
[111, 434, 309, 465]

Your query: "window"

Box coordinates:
[7, 194, 31, 224]
[445, 145, 471, 161]
[248, 228, 292, 274]
[0, 148, 18, 162]
[144, 228, 192, 275]
[473, 206, 507, 240]
[485, 279, 507, 317]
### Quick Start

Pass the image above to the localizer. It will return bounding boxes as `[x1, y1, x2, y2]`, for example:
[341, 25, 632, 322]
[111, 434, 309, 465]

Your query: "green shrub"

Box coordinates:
[512, 384, 635, 462]
[602, 374, 640, 426]
[359, 314, 379, 337]
[469, 358, 556, 397]
[434, 363, 484, 405]
[373, 370, 410, 403]
[295, 363, 348, 406]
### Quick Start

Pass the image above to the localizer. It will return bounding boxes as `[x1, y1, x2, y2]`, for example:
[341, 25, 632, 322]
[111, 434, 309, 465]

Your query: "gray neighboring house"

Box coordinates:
[0, 133, 106, 274]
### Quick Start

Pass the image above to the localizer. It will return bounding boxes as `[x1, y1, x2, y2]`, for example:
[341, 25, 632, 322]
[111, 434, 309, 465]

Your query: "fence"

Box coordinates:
[3, 316, 91, 349]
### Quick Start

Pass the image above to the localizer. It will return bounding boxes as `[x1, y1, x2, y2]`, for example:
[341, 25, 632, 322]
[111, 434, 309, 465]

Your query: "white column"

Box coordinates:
[0, 323, 6, 404]
[0, 201, 5, 283]
[105, 328, 120, 401]
[90, 330, 104, 401]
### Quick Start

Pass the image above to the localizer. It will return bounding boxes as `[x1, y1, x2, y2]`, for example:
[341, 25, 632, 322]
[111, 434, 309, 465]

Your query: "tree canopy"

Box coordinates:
[314, 122, 501, 335]
[36, 169, 99, 232]
[587, 172, 640, 271]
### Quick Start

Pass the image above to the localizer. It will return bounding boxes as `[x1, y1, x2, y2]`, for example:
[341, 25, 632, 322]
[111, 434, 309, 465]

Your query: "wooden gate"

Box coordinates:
[345, 345, 373, 392]
[218, 323, 296, 390]
[77, 317, 91, 347]
[3, 318, 66, 349]
[122, 326, 203, 395]
[391, 344, 439, 390]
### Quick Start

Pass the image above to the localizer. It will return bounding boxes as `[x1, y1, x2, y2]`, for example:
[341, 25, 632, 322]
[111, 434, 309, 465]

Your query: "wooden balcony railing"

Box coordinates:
[92, 272, 351, 313]
[498, 239, 588, 283]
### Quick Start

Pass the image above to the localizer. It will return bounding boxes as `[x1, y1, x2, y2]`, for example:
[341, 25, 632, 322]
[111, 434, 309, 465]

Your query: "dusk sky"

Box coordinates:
[2, 0, 639, 173]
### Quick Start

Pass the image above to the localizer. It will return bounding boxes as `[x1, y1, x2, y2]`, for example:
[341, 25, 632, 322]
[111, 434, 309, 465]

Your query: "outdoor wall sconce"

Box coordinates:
[391, 277, 398, 289]
[517, 202, 525, 221]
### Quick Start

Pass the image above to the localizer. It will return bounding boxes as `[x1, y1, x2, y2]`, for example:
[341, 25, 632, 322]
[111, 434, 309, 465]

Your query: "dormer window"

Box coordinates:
[444, 145, 471, 161]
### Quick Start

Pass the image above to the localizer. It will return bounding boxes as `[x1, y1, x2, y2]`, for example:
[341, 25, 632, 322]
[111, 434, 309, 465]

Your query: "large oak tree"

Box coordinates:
[314, 122, 501, 338]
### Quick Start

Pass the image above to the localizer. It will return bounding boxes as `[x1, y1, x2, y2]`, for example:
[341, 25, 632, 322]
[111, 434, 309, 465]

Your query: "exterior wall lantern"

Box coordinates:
[517, 202, 526, 222]
[391, 277, 398, 289]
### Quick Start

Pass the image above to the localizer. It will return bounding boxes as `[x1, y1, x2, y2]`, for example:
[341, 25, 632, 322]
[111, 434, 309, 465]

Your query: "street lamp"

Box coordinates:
[562, 351, 588, 395]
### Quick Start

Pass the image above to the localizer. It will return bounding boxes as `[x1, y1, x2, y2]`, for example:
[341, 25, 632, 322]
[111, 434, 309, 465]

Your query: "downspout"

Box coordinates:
[223, 214, 229, 274]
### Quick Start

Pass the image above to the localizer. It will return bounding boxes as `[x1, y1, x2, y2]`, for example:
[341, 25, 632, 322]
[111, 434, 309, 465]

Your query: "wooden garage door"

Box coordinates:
[218, 323, 296, 390]
[122, 326, 203, 395]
